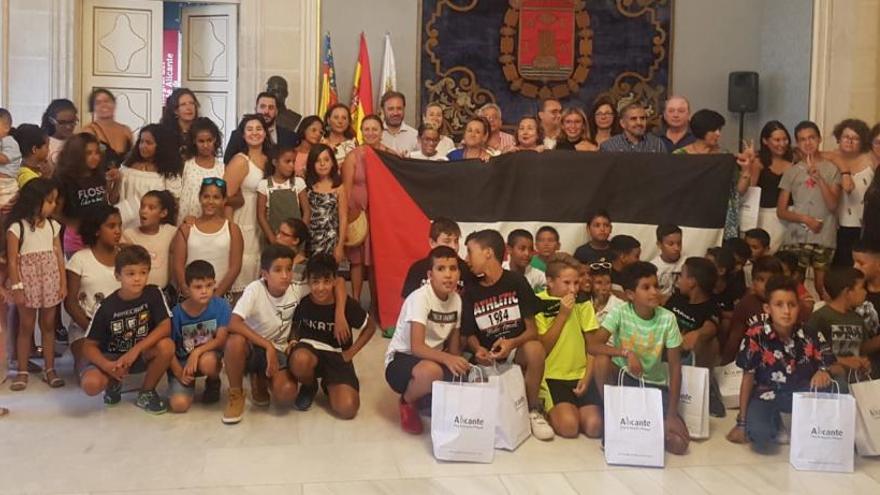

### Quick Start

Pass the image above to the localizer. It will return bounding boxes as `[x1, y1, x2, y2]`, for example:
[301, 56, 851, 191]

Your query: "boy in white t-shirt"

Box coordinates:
[650, 223, 684, 303]
[222, 245, 305, 424]
[385, 246, 469, 434]
[503, 229, 546, 292]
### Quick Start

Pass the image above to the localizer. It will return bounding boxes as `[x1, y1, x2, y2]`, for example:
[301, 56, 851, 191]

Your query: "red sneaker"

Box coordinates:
[399, 399, 423, 434]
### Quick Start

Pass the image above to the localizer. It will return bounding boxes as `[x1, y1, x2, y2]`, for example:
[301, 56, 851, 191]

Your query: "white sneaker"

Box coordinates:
[529, 410, 555, 441]
[775, 429, 790, 445]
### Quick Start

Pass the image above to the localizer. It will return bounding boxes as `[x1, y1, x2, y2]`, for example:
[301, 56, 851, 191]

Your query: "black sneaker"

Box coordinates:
[202, 377, 221, 404]
[104, 380, 122, 406]
[709, 376, 727, 418]
[135, 390, 168, 415]
[294, 383, 317, 411]
[55, 326, 69, 345]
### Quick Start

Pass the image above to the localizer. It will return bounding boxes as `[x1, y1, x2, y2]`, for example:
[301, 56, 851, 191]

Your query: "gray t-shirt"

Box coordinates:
[779, 160, 841, 248]
[806, 305, 866, 358]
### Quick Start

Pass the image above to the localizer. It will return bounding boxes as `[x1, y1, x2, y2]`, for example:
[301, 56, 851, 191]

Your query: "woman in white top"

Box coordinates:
[174, 177, 243, 299]
[117, 124, 183, 229]
[322, 103, 358, 162]
[224, 114, 270, 294]
[178, 117, 225, 223]
[827, 119, 876, 267]
[64, 204, 122, 373]
[409, 123, 449, 161]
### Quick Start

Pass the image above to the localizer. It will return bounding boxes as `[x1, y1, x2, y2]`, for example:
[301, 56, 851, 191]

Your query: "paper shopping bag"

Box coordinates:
[679, 365, 710, 439]
[477, 364, 531, 450]
[790, 391, 856, 473]
[713, 361, 743, 409]
[851, 378, 880, 456]
[604, 375, 665, 468]
[431, 371, 499, 463]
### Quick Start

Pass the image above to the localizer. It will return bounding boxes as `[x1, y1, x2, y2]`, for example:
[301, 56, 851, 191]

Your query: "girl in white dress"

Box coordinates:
[117, 124, 183, 229]
[178, 117, 224, 223]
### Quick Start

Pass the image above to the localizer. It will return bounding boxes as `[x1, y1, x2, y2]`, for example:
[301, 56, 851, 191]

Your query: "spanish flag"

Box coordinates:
[349, 33, 373, 143]
[317, 33, 338, 118]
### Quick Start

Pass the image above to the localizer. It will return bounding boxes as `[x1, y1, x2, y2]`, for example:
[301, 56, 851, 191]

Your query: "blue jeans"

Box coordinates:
[746, 392, 792, 453]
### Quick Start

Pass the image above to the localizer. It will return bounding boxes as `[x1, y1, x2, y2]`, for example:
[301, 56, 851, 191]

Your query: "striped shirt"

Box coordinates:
[599, 133, 667, 153]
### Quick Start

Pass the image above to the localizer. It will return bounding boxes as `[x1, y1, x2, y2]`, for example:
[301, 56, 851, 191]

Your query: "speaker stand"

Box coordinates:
[737, 111, 745, 153]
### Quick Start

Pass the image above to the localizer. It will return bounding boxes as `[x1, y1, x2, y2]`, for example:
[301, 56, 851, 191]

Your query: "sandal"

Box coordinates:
[10, 372, 28, 391]
[42, 369, 65, 388]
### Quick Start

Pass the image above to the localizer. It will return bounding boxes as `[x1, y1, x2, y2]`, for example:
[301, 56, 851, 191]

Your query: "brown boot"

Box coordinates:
[222, 388, 245, 424]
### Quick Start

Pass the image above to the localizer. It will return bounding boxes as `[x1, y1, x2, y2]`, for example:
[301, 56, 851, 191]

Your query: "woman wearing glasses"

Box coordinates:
[588, 96, 620, 147]
[81, 88, 133, 170]
[40, 99, 78, 175]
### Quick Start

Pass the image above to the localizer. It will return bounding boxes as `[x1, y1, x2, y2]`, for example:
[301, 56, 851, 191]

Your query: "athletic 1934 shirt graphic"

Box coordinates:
[461, 270, 539, 350]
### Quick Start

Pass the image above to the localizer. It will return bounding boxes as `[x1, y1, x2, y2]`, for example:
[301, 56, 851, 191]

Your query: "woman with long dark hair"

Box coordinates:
[117, 124, 183, 229]
[588, 96, 619, 147]
[81, 88, 133, 170]
[749, 120, 794, 252]
[160, 88, 200, 160]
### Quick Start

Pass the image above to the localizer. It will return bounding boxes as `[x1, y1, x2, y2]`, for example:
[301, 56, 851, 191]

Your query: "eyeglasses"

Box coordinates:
[589, 262, 612, 270]
[51, 117, 79, 127]
[202, 177, 226, 187]
[841, 135, 861, 143]
[595, 111, 614, 117]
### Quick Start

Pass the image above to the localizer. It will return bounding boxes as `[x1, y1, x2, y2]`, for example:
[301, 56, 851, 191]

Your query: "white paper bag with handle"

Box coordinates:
[604, 371, 665, 468]
[790, 384, 856, 473]
[679, 365, 710, 439]
[738, 186, 761, 231]
[850, 373, 880, 457]
[713, 361, 743, 409]
[431, 368, 499, 463]
[477, 363, 531, 450]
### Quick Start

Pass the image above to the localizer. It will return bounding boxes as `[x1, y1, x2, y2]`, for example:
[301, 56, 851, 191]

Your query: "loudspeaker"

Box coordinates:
[728, 71, 759, 113]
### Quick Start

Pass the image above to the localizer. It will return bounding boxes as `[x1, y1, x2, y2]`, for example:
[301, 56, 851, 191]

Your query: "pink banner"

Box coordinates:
[162, 30, 180, 101]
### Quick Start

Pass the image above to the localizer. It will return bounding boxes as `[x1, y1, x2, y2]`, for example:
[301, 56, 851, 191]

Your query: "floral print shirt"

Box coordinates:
[735, 321, 834, 401]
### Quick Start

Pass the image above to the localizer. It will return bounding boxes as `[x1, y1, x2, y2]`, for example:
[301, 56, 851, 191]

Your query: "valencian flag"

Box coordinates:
[317, 32, 338, 118]
[350, 32, 373, 143]
[364, 149, 736, 327]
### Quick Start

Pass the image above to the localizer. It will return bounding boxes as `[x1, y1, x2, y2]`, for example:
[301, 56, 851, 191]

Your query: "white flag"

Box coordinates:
[380, 32, 397, 98]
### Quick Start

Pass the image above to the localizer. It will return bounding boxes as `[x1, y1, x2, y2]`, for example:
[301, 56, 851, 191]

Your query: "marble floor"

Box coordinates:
[1, 337, 879, 495]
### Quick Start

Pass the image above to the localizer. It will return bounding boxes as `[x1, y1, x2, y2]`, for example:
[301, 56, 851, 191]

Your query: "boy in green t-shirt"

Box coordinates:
[587, 261, 690, 455]
[535, 254, 602, 438]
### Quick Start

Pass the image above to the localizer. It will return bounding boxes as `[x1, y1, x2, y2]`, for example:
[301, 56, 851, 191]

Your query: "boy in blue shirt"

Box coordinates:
[168, 260, 232, 413]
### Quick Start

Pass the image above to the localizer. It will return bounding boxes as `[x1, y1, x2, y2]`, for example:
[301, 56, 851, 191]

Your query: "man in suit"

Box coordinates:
[224, 92, 300, 163]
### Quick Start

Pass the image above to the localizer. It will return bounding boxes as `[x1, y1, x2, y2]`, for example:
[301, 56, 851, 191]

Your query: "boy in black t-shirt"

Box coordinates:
[574, 210, 613, 265]
[462, 229, 555, 441]
[290, 254, 376, 419]
[401, 217, 473, 299]
[80, 245, 174, 414]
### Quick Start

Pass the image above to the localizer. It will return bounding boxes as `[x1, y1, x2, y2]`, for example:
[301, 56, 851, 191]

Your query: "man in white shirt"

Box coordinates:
[380, 91, 419, 155]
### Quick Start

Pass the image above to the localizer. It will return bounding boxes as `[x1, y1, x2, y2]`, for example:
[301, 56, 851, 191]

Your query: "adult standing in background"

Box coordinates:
[293, 116, 325, 177]
[447, 117, 491, 162]
[266, 75, 303, 132]
[323, 103, 358, 162]
[224, 92, 298, 163]
[589, 96, 619, 147]
[81, 88, 132, 170]
[656, 95, 695, 152]
[477, 103, 515, 155]
[864, 124, 880, 244]
[537, 97, 562, 149]
[555, 107, 598, 151]
[599, 103, 667, 153]
[380, 91, 419, 155]
[750, 121, 794, 253]
[422, 102, 455, 156]
[160, 87, 200, 161]
[826, 118, 875, 267]
[41, 99, 79, 175]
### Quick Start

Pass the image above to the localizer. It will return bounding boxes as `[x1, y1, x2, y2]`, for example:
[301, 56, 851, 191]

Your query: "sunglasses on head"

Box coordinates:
[589, 262, 612, 270]
[202, 177, 226, 187]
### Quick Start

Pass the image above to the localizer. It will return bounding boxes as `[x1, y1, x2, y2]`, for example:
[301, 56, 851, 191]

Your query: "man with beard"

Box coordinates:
[599, 102, 667, 153]
[380, 91, 419, 155]
[224, 92, 300, 163]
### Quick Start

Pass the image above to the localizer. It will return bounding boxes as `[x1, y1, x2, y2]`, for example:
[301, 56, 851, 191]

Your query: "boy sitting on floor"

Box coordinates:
[503, 229, 546, 292]
[401, 217, 472, 299]
[574, 210, 613, 265]
[651, 223, 684, 303]
[530, 225, 561, 273]
[609, 234, 641, 296]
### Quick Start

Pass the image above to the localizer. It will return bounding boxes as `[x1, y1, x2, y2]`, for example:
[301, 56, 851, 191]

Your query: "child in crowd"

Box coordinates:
[504, 229, 546, 292]
[410, 123, 448, 161]
[609, 234, 641, 294]
[274, 217, 310, 278]
[719, 256, 784, 365]
[651, 224, 684, 302]
[664, 257, 726, 416]
[6, 179, 65, 391]
[168, 260, 231, 413]
[65, 205, 122, 373]
[576, 263, 591, 300]
[122, 191, 177, 299]
[587, 261, 690, 455]
[178, 117, 224, 223]
[118, 124, 183, 230]
[706, 246, 743, 315]
[0, 108, 21, 211]
[291, 253, 376, 418]
[172, 178, 243, 300]
[590, 263, 624, 324]
[300, 143, 347, 261]
[530, 225, 561, 272]
[462, 229, 555, 440]
[743, 228, 772, 286]
[729, 276, 839, 452]
[257, 143, 305, 244]
[776, 121, 842, 302]
[724, 237, 751, 292]
[535, 253, 602, 438]
[79, 245, 175, 414]
[776, 250, 816, 317]
[10, 124, 47, 187]
[852, 240, 880, 375]
[386, 246, 467, 434]
[401, 217, 472, 298]
[574, 210, 613, 265]
[223, 245, 303, 424]
[806, 267, 872, 384]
